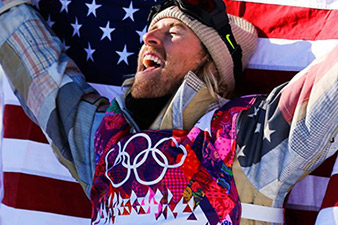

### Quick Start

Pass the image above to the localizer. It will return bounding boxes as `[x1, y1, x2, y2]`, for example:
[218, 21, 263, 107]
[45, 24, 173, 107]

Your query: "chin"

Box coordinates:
[131, 86, 168, 99]
[130, 77, 178, 99]
[131, 91, 159, 99]
[131, 87, 153, 99]
[130, 79, 157, 99]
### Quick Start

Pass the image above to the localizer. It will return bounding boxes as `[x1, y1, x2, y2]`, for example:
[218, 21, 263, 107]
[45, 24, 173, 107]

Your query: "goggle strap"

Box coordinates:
[147, 0, 176, 27]
[232, 45, 243, 85]
[218, 24, 243, 83]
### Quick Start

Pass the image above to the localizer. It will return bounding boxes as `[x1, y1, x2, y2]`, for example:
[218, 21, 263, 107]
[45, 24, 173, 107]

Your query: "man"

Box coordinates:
[0, 0, 337, 224]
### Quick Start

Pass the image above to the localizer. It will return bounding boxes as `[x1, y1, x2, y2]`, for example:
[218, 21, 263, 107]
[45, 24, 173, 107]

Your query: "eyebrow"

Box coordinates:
[168, 22, 186, 30]
[150, 21, 187, 31]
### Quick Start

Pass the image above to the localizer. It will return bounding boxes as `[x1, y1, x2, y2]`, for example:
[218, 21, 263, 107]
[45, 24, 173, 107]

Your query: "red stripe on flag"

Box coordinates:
[3, 104, 48, 143]
[284, 208, 318, 225]
[2, 172, 92, 218]
[224, 0, 338, 40]
[237, 69, 297, 95]
[311, 152, 337, 177]
[320, 174, 338, 209]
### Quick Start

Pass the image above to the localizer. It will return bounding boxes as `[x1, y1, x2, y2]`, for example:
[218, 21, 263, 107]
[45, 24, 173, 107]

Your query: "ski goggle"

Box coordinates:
[147, 0, 243, 82]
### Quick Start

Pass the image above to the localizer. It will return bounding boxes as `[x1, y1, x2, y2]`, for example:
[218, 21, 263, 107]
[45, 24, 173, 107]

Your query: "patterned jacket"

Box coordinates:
[0, 4, 337, 225]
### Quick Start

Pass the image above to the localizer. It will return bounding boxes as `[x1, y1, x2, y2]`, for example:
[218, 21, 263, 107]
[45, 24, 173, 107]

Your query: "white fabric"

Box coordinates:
[3, 75, 123, 106]
[316, 207, 338, 225]
[248, 39, 338, 71]
[0, 204, 91, 225]
[241, 203, 284, 223]
[90, 82, 124, 100]
[2, 138, 76, 181]
[194, 109, 217, 136]
[287, 175, 329, 210]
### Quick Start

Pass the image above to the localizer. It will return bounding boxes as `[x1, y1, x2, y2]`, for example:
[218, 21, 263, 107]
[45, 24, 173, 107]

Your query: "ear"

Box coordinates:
[201, 52, 210, 64]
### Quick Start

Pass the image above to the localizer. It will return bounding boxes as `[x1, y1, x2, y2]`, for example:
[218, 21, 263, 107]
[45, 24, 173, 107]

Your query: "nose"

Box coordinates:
[143, 29, 162, 46]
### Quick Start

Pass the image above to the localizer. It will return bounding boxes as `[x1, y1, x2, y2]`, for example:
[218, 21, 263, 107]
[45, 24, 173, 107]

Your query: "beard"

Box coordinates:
[130, 73, 182, 99]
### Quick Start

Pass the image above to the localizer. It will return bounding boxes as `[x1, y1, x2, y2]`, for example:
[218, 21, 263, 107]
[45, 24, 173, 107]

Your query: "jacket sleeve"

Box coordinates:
[0, 4, 110, 197]
[235, 44, 338, 208]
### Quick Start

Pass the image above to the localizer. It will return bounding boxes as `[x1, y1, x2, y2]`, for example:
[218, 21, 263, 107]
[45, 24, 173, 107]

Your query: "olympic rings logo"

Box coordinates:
[105, 133, 187, 188]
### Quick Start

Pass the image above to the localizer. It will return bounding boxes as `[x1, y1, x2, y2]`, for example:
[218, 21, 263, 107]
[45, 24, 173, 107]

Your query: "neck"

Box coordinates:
[125, 93, 171, 130]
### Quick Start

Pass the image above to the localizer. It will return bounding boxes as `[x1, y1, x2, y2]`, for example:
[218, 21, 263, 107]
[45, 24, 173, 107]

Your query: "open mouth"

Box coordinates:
[142, 53, 164, 71]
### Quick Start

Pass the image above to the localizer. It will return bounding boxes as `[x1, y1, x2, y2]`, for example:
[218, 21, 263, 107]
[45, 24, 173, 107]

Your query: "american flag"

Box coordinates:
[35, 0, 164, 86]
[0, 0, 337, 224]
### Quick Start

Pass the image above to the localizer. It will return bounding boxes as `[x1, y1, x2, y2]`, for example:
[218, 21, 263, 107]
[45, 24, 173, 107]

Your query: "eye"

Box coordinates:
[168, 31, 177, 37]
[168, 28, 179, 36]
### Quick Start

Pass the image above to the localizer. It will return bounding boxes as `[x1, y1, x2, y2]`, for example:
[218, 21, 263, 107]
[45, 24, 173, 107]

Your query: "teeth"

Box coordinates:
[143, 54, 162, 68]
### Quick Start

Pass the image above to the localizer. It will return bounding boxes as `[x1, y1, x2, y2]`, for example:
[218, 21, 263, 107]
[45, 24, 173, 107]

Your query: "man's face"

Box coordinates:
[132, 18, 207, 98]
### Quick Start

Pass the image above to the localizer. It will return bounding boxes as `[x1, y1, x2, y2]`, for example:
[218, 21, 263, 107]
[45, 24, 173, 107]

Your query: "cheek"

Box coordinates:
[179, 41, 206, 67]
[182, 50, 206, 72]
[164, 55, 186, 78]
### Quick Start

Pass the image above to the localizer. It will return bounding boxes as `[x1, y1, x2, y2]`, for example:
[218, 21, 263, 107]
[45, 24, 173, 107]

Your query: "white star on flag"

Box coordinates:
[62, 39, 70, 51]
[116, 45, 134, 65]
[100, 21, 115, 41]
[85, 42, 96, 62]
[86, 0, 102, 17]
[254, 123, 262, 133]
[264, 122, 276, 143]
[71, 17, 82, 37]
[237, 146, 247, 157]
[122, 1, 139, 21]
[59, 0, 71, 13]
[248, 107, 259, 117]
[31, 0, 40, 9]
[46, 15, 55, 28]
[35, 0, 160, 87]
[136, 26, 147, 43]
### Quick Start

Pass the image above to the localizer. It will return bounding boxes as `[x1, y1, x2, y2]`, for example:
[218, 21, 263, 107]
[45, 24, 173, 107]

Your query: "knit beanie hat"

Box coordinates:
[149, 6, 258, 94]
